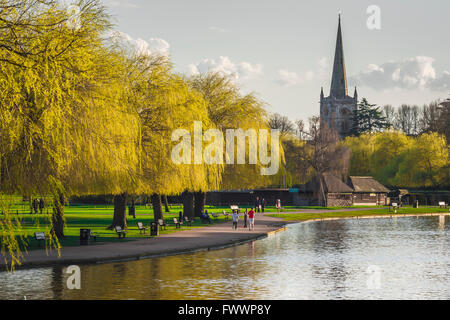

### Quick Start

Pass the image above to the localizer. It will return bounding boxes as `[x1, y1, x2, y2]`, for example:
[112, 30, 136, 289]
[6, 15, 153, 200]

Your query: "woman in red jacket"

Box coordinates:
[248, 208, 255, 230]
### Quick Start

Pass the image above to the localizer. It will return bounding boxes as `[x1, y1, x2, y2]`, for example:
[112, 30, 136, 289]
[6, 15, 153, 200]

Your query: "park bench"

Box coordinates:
[90, 230, 97, 242]
[114, 226, 127, 238]
[230, 205, 239, 213]
[390, 203, 398, 213]
[80, 229, 97, 244]
[184, 216, 193, 227]
[158, 219, 168, 230]
[173, 218, 182, 229]
[438, 201, 448, 208]
[34, 232, 46, 246]
[137, 222, 147, 234]
[211, 212, 219, 220]
[200, 213, 211, 224]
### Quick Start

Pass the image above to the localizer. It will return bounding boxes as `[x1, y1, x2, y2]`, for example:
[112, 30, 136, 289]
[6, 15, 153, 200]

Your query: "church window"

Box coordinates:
[340, 108, 350, 116]
[341, 120, 350, 132]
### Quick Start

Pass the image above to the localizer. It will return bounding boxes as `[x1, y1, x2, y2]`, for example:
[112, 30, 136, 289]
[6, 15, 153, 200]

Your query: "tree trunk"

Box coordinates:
[109, 192, 128, 230]
[151, 193, 163, 221]
[318, 175, 327, 207]
[163, 195, 170, 213]
[183, 191, 194, 219]
[29, 195, 33, 214]
[52, 191, 65, 239]
[194, 192, 206, 217]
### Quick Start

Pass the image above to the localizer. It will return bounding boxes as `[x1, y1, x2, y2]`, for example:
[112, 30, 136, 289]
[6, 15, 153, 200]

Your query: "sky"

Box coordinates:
[101, 0, 450, 122]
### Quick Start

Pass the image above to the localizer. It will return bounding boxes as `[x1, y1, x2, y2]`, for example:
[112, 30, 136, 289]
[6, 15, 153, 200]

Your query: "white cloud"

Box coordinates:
[429, 71, 450, 91]
[274, 57, 328, 87]
[351, 56, 450, 91]
[316, 57, 328, 79]
[187, 56, 263, 80]
[146, 38, 170, 56]
[318, 57, 328, 69]
[274, 70, 302, 87]
[110, 31, 170, 57]
[305, 70, 314, 81]
[104, 0, 140, 8]
[209, 26, 230, 33]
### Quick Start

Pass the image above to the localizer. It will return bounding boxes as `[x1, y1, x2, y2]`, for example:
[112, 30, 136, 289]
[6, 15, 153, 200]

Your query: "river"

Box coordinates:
[0, 216, 448, 300]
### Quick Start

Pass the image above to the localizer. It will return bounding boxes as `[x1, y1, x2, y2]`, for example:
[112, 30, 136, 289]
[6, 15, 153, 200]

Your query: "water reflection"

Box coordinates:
[0, 216, 448, 300]
[439, 215, 445, 230]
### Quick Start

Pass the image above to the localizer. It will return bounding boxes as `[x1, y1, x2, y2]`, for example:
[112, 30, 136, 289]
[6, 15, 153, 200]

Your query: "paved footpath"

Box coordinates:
[1, 214, 288, 270]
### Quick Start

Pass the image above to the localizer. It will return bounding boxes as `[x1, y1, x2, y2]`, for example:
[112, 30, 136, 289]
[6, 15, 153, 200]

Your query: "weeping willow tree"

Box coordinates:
[140, 76, 223, 220]
[116, 46, 222, 222]
[189, 72, 283, 200]
[0, 0, 139, 269]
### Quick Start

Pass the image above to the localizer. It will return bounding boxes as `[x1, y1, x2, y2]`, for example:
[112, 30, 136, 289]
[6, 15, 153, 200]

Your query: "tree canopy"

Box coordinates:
[350, 98, 390, 136]
[343, 131, 449, 188]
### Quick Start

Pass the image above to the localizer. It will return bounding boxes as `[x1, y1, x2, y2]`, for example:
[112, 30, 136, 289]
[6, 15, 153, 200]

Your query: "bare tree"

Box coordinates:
[383, 105, 396, 125]
[411, 105, 421, 136]
[420, 101, 443, 134]
[269, 113, 295, 137]
[438, 98, 450, 141]
[298, 116, 350, 205]
[394, 104, 421, 136]
[295, 119, 306, 140]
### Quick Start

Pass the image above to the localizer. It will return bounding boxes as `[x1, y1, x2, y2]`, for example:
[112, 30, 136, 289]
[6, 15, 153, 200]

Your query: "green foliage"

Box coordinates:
[0, 1, 282, 267]
[0, 0, 139, 267]
[343, 131, 449, 188]
[270, 136, 308, 187]
[189, 72, 279, 190]
[350, 98, 390, 136]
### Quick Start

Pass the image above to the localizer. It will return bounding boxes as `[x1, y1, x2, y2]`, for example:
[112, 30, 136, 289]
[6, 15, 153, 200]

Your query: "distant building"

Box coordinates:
[296, 173, 353, 207]
[294, 174, 390, 207]
[320, 15, 357, 138]
[319, 173, 354, 207]
[205, 175, 391, 207]
[347, 176, 390, 206]
[206, 189, 292, 207]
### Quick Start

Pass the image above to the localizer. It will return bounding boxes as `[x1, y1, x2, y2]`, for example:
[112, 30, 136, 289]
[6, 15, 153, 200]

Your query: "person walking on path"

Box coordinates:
[248, 208, 255, 230]
[261, 198, 265, 213]
[255, 197, 260, 213]
[276, 199, 281, 213]
[243, 209, 248, 228]
[39, 197, 45, 214]
[232, 210, 239, 230]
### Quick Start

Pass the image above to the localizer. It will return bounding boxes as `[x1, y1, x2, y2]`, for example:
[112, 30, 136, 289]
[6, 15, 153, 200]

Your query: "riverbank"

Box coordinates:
[0, 204, 334, 249]
[268, 206, 450, 221]
[2, 209, 449, 271]
[0, 214, 288, 271]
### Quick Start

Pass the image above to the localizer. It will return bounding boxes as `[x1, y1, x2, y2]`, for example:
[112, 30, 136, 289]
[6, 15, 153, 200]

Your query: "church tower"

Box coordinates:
[320, 15, 357, 137]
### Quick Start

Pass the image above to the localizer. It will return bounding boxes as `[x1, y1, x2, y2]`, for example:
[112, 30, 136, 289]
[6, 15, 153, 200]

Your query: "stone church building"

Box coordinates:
[320, 15, 358, 138]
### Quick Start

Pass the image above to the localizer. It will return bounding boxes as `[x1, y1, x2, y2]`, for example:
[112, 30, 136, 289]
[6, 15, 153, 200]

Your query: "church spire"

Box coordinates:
[330, 14, 348, 98]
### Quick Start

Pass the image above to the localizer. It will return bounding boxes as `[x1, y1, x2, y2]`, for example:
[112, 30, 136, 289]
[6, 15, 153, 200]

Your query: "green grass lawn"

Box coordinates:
[1, 202, 309, 251]
[0, 202, 355, 251]
[4, 200, 447, 251]
[268, 206, 450, 222]
[1, 204, 234, 251]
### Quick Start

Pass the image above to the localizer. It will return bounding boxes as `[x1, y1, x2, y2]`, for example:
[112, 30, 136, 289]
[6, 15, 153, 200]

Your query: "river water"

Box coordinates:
[0, 216, 448, 300]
